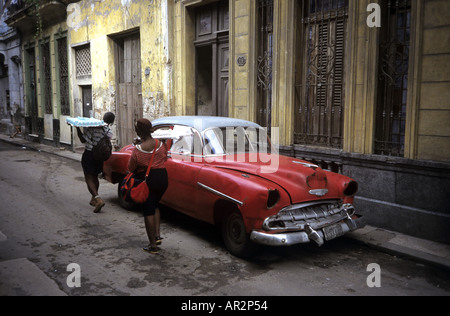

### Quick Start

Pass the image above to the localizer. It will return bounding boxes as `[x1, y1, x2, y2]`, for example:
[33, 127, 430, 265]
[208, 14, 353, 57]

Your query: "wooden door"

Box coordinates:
[194, 1, 229, 117]
[115, 33, 142, 147]
[217, 42, 229, 117]
[82, 86, 92, 118]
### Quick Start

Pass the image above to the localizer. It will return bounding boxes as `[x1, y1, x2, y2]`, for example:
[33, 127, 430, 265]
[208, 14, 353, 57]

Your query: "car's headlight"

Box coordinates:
[267, 189, 280, 209]
[344, 181, 358, 197]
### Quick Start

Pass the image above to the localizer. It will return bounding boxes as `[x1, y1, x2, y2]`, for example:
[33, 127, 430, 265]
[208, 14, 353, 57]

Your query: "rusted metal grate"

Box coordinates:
[374, 0, 411, 157]
[75, 45, 91, 79]
[294, 0, 348, 149]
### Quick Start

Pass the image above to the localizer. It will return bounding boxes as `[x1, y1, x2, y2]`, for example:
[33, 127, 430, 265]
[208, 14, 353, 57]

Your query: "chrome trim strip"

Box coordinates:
[280, 200, 337, 211]
[292, 161, 318, 169]
[197, 182, 244, 206]
[309, 188, 328, 196]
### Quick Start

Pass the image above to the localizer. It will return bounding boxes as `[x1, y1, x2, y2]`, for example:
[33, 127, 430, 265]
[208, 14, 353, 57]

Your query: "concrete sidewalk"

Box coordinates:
[1, 133, 450, 275]
[0, 133, 82, 162]
[346, 226, 450, 271]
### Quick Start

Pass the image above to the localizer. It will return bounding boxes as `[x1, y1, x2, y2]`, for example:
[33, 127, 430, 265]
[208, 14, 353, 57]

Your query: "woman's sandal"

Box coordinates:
[143, 245, 160, 254]
[156, 236, 163, 246]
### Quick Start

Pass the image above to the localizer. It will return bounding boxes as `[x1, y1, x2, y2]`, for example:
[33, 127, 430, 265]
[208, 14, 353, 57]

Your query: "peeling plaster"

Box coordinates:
[68, 0, 173, 129]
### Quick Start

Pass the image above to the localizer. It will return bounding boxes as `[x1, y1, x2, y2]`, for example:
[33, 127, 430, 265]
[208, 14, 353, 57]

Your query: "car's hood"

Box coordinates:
[208, 154, 349, 204]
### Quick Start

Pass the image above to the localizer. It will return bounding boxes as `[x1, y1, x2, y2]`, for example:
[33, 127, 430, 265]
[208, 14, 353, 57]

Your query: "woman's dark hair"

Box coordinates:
[135, 118, 153, 139]
[103, 112, 115, 124]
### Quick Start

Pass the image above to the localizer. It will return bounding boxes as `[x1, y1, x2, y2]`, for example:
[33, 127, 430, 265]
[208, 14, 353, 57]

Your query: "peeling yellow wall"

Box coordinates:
[68, 0, 172, 122]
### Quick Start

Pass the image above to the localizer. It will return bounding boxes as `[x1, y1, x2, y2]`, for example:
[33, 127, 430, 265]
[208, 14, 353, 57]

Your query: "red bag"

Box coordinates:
[120, 140, 158, 204]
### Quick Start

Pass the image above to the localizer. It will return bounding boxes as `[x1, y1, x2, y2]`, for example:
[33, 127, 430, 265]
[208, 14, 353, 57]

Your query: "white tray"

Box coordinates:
[152, 126, 193, 139]
[66, 117, 106, 127]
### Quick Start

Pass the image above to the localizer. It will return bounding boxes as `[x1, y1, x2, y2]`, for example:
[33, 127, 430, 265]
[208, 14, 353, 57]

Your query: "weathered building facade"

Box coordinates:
[67, 0, 174, 147]
[4, 0, 75, 145]
[4, 0, 450, 243]
[4, 0, 173, 147]
[0, 0, 22, 128]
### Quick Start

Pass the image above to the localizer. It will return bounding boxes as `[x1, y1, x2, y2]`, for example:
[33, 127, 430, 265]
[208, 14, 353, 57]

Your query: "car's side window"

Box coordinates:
[204, 128, 226, 155]
[172, 134, 193, 154]
[170, 125, 202, 155]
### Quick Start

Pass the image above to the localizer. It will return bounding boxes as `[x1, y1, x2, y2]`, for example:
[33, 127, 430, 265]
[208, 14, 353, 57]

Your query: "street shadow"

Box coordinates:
[110, 199, 225, 249]
[159, 205, 224, 249]
[0, 141, 26, 152]
[157, 204, 361, 268]
[109, 194, 366, 267]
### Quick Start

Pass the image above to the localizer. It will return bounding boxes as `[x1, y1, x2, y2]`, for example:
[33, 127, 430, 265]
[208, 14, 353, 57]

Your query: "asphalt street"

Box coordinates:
[0, 141, 449, 296]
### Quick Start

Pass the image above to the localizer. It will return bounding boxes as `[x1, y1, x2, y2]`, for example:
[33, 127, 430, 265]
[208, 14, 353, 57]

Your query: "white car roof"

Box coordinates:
[152, 116, 262, 132]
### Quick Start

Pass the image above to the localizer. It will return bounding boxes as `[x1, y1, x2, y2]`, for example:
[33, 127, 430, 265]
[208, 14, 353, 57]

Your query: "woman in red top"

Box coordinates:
[128, 118, 169, 254]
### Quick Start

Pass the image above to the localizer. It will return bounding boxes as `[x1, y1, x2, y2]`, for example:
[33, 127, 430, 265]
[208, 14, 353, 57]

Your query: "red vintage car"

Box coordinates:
[103, 116, 365, 257]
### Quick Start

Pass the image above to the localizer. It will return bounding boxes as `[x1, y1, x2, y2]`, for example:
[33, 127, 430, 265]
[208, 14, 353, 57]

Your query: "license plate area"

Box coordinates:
[323, 223, 344, 241]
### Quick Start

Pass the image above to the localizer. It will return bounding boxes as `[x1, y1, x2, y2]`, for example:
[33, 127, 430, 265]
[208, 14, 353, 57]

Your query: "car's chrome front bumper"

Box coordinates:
[250, 215, 366, 247]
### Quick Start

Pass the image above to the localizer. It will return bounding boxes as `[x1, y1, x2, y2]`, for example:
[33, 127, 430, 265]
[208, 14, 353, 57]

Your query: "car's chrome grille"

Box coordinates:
[263, 201, 354, 231]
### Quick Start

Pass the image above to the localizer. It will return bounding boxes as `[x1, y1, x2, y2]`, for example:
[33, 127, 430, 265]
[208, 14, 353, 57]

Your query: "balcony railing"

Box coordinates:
[4, 0, 79, 36]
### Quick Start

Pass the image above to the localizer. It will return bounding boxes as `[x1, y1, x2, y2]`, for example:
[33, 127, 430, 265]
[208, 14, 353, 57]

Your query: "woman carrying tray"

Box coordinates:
[76, 112, 115, 213]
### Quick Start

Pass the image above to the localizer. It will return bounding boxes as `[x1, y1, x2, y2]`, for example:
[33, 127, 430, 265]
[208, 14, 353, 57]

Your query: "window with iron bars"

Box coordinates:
[57, 37, 70, 116]
[75, 44, 92, 79]
[294, 0, 348, 149]
[41, 39, 52, 115]
[374, 0, 411, 157]
[0, 54, 8, 78]
[256, 0, 274, 132]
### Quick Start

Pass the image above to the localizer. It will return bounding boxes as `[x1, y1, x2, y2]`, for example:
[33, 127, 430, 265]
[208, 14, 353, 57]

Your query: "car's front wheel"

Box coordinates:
[221, 211, 258, 258]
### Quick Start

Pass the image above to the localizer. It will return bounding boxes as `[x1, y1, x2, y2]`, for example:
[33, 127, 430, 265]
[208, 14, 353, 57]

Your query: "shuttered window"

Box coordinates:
[294, 0, 348, 148]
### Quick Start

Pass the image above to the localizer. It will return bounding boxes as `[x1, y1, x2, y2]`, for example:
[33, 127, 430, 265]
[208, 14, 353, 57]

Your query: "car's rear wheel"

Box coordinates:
[117, 183, 134, 210]
[221, 211, 258, 258]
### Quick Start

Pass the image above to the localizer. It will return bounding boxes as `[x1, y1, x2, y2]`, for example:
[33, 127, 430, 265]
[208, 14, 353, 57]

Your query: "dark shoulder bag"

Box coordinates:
[93, 127, 112, 161]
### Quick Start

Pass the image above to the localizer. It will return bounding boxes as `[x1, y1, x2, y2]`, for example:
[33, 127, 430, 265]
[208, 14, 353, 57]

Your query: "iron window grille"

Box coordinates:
[41, 39, 52, 115]
[256, 0, 274, 131]
[57, 37, 70, 116]
[374, 0, 411, 157]
[75, 44, 92, 79]
[294, 0, 348, 149]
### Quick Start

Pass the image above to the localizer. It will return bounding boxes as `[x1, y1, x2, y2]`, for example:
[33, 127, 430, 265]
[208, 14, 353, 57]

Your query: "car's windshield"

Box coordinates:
[203, 126, 273, 155]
